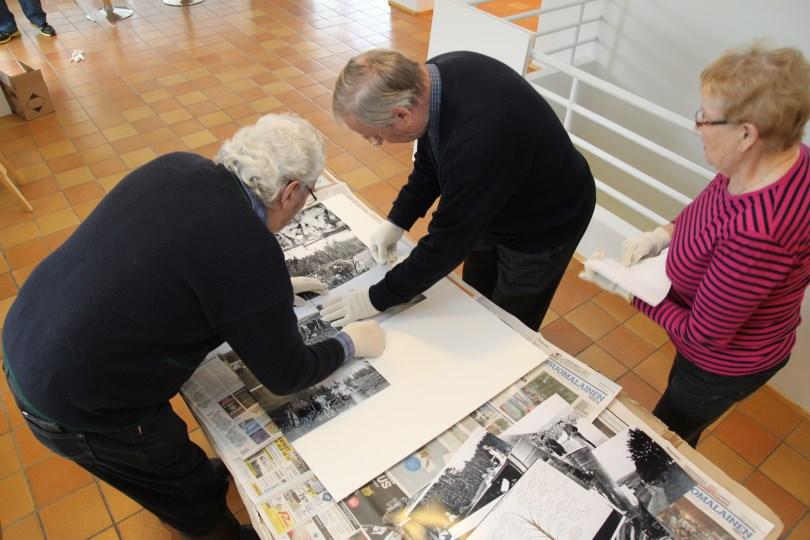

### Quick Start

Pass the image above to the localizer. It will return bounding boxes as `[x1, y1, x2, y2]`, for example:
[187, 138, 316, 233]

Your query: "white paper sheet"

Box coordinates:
[469, 459, 615, 540]
[585, 249, 671, 306]
[289, 278, 548, 501]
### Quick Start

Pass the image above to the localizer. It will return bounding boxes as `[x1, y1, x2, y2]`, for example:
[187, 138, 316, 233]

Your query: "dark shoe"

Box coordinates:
[239, 525, 260, 540]
[0, 30, 20, 44]
[38, 23, 56, 37]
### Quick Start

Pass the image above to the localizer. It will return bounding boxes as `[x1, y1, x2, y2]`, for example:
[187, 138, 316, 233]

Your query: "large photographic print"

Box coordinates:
[266, 360, 390, 443]
[276, 203, 376, 294]
[275, 203, 348, 250]
[402, 428, 513, 540]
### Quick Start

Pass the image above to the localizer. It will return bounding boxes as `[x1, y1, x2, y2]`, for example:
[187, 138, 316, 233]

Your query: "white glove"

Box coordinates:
[622, 227, 671, 266]
[369, 220, 404, 265]
[291, 276, 328, 306]
[578, 253, 633, 302]
[341, 321, 386, 357]
[320, 289, 380, 328]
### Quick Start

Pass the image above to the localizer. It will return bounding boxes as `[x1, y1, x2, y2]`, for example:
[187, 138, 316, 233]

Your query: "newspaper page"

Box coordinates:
[182, 351, 280, 460]
[608, 400, 775, 540]
[255, 480, 362, 540]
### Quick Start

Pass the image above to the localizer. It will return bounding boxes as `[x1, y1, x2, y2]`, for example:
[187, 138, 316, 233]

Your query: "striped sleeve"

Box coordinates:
[636, 230, 794, 350]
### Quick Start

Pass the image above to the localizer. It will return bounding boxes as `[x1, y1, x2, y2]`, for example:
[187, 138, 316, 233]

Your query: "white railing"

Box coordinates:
[527, 49, 714, 225]
[455, 0, 713, 230]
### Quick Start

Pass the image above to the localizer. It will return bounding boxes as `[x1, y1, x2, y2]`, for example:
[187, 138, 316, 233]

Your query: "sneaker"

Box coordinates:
[38, 23, 56, 37]
[0, 30, 20, 44]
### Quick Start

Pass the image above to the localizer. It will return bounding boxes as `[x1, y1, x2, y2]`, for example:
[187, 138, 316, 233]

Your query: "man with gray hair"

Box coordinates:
[2, 114, 385, 540]
[322, 49, 595, 331]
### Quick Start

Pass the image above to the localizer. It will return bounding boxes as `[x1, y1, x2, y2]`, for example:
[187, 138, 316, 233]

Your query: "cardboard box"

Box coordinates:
[0, 61, 54, 121]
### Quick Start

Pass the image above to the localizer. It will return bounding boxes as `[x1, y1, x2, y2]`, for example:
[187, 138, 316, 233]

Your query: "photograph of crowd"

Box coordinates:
[402, 428, 513, 539]
[265, 360, 390, 442]
[285, 231, 376, 295]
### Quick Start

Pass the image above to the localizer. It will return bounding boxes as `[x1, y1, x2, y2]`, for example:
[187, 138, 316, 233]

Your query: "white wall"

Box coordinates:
[592, 0, 810, 410]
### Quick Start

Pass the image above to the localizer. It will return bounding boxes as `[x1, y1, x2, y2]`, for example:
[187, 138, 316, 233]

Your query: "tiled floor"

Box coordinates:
[0, 0, 808, 538]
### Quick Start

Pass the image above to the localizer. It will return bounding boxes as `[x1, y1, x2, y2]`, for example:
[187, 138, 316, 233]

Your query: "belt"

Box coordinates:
[21, 410, 67, 434]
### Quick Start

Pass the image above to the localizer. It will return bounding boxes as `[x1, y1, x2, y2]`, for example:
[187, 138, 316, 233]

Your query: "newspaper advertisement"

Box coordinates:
[182, 351, 280, 460]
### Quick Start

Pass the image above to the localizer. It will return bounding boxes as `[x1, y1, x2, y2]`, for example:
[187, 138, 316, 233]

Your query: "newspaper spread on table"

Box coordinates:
[181, 177, 772, 540]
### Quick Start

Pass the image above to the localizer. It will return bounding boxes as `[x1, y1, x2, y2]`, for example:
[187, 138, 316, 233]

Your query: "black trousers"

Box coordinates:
[16, 399, 233, 537]
[653, 352, 789, 447]
[462, 221, 590, 331]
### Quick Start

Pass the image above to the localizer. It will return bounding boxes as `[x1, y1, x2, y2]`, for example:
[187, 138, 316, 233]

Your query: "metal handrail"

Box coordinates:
[460, 0, 710, 224]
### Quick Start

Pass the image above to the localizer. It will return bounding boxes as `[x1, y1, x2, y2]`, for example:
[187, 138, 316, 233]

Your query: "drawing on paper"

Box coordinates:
[265, 360, 390, 442]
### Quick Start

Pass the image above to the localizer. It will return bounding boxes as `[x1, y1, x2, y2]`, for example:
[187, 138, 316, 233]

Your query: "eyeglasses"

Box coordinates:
[305, 184, 317, 201]
[366, 124, 391, 146]
[694, 108, 730, 127]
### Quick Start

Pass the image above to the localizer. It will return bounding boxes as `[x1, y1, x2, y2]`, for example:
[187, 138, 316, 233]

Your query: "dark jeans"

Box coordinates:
[462, 221, 590, 331]
[653, 352, 789, 447]
[16, 399, 234, 537]
[0, 0, 47, 32]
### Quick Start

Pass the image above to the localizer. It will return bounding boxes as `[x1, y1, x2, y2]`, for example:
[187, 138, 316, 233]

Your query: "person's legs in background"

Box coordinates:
[0, 0, 55, 41]
[0, 0, 21, 42]
[653, 352, 790, 447]
[18, 0, 55, 36]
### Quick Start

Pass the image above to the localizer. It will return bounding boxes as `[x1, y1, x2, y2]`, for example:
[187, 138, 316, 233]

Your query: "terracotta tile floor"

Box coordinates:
[0, 0, 808, 538]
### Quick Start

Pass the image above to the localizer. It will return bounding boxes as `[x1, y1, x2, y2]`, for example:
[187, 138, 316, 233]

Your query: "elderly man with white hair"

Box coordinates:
[2, 114, 385, 540]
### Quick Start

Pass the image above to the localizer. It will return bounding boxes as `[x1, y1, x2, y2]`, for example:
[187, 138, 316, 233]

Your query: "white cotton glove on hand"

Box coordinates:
[578, 252, 634, 302]
[320, 288, 381, 328]
[290, 276, 328, 306]
[369, 220, 404, 265]
[342, 321, 386, 357]
[622, 227, 671, 266]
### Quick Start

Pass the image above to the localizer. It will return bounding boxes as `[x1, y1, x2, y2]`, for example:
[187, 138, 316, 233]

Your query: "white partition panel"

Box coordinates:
[427, 0, 534, 74]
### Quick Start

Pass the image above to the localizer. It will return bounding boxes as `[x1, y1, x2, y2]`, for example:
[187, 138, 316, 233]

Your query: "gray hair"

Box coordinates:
[215, 114, 325, 205]
[333, 49, 425, 127]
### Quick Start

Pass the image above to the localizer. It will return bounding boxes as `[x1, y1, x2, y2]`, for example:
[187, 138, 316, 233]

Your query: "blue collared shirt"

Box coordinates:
[233, 172, 268, 224]
[426, 63, 442, 160]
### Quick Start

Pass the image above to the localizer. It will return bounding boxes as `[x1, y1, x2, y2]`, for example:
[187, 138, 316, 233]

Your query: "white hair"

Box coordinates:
[215, 114, 325, 205]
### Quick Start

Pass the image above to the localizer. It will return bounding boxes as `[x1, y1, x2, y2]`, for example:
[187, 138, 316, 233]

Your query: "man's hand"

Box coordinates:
[369, 221, 404, 265]
[320, 289, 380, 327]
[579, 253, 633, 302]
[291, 276, 328, 306]
[622, 227, 671, 266]
[342, 321, 386, 357]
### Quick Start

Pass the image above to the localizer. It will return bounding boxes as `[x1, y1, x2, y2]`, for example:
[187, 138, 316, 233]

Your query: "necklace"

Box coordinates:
[728, 150, 798, 195]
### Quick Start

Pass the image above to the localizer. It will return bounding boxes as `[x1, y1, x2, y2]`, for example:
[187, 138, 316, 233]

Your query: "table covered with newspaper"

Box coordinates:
[181, 174, 780, 540]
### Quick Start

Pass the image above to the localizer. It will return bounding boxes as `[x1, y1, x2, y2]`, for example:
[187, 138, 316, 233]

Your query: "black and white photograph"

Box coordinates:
[402, 428, 513, 540]
[275, 203, 348, 251]
[285, 231, 376, 294]
[587, 428, 698, 540]
[265, 360, 390, 442]
[298, 312, 339, 345]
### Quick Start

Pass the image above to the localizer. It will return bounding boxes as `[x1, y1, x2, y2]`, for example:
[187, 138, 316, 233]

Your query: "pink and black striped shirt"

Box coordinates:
[635, 144, 810, 376]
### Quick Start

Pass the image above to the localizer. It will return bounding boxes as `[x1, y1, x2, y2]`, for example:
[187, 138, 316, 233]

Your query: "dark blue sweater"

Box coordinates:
[370, 51, 595, 310]
[2, 152, 344, 432]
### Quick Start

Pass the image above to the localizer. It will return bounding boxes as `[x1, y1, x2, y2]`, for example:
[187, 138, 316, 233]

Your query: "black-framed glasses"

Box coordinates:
[305, 184, 317, 201]
[694, 108, 730, 127]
